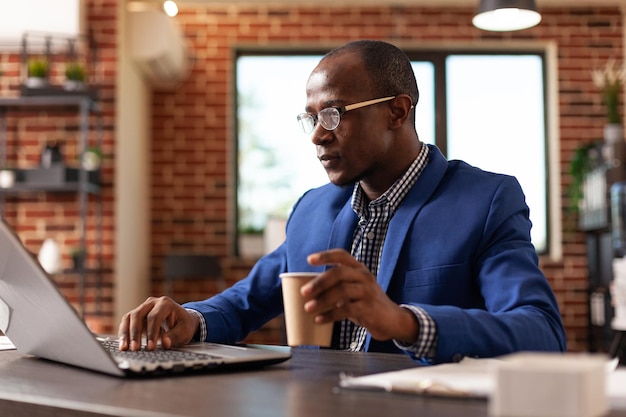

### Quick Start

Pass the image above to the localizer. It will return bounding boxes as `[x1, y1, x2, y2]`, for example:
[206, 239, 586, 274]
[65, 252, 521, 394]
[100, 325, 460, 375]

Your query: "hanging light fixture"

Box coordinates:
[126, 1, 177, 16]
[163, 0, 178, 17]
[472, 0, 541, 32]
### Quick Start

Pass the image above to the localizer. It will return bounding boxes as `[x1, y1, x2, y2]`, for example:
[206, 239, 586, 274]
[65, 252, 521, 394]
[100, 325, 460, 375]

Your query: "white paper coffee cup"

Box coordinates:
[280, 272, 333, 347]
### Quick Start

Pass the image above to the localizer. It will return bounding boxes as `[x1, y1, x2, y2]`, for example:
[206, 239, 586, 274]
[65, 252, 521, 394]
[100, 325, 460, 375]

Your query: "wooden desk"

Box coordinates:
[1, 347, 624, 417]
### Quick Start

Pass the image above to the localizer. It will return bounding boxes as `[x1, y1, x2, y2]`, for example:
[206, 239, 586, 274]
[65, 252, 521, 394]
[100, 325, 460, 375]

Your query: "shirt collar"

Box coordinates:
[351, 143, 430, 219]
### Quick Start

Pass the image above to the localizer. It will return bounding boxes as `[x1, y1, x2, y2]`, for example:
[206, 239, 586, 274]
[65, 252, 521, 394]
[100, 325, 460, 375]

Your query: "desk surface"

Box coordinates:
[1, 347, 625, 417]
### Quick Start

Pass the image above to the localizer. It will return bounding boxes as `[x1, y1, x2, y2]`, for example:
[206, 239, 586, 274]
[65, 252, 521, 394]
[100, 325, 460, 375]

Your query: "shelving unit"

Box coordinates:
[0, 95, 103, 318]
[580, 139, 626, 361]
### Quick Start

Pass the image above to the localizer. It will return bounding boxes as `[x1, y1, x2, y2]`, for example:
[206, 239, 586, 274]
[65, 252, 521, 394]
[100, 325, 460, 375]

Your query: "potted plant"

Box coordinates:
[70, 246, 87, 271]
[64, 62, 86, 91]
[591, 59, 626, 143]
[238, 225, 265, 258]
[81, 146, 101, 171]
[26, 58, 49, 88]
[567, 141, 602, 215]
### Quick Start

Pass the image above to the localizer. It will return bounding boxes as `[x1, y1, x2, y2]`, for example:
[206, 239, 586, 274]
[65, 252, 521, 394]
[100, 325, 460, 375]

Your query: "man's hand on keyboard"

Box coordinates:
[117, 296, 200, 352]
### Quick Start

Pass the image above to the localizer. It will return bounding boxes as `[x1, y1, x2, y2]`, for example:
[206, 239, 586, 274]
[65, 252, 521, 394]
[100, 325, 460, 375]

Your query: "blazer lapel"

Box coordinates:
[319, 145, 449, 291]
[376, 145, 449, 293]
[327, 199, 358, 260]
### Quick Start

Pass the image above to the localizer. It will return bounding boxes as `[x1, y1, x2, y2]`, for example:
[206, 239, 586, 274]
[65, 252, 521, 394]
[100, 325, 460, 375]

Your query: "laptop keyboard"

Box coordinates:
[100, 339, 224, 374]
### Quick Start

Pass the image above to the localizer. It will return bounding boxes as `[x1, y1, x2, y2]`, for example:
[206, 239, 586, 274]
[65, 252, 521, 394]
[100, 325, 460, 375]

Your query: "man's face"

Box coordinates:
[304, 53, 394, 187]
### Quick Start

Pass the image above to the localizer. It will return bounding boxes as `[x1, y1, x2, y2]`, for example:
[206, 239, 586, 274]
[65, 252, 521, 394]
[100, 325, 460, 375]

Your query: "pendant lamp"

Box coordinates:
[163, 0, 178, 17]
[472, 0, 541, 32]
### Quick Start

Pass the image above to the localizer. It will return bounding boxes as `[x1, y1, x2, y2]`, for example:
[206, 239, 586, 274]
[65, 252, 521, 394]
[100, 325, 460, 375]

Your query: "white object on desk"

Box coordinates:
[489, 352, 608, 417]
[0, 297, 15, 350]
[0, 336, 15, 351]
[339, 357, 495, 398]
[340, 353, 626, 413]
[612, 257, 626, 330]
[609, 369, 626, 410]
[0, 296, 9, 332]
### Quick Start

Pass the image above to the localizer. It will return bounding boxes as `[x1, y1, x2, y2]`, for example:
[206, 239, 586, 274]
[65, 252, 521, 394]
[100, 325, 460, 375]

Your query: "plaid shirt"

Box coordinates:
[332, 144, 437, 359]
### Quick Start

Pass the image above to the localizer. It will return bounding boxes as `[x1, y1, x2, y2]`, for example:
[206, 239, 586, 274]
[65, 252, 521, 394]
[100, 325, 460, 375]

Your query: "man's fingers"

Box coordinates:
[305, 281, 363, 319]
[117, 297, 162, 351]
[160, 333, 173, 350]
[144, 298, 184, 350]
[307, 248, 358, 267]
[145, 314, 166, 350]
[117, 315, 130, 350]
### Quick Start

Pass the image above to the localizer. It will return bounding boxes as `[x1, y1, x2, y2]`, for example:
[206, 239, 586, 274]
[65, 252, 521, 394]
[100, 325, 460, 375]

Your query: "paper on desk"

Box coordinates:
[609, 369, 626, 409]
[0, 335, 15, 351]
[339, 357, 626, 409]
[339, 357, 496, 398]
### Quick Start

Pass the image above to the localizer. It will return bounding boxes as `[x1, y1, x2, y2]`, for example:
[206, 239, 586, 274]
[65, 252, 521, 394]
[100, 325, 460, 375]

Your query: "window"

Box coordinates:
[0, 0, 82, 51]
[235, 49, 549, 255]
[236, 55, 327, 235]
[445, 55, 547, 252]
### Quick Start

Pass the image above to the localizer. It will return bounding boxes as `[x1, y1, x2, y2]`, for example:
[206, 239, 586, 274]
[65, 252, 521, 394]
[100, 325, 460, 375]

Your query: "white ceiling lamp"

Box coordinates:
[163, 0, 178, 17]
[473, 0, 541, 32]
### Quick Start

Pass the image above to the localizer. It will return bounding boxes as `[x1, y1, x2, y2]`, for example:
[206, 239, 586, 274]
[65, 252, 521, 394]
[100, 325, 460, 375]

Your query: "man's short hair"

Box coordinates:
[324, 40, 419, 107]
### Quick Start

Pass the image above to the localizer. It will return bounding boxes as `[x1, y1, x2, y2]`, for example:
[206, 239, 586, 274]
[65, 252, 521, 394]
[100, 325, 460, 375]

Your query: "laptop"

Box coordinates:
[0, 220, 291, 377]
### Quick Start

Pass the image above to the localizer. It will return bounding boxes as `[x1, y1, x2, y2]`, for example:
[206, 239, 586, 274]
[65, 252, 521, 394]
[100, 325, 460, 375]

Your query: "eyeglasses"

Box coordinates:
[297, 96, 396, 134]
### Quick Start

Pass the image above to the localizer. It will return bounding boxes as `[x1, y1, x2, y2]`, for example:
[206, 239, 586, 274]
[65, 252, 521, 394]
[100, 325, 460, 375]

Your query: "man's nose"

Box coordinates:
[311, 124, 334, 146]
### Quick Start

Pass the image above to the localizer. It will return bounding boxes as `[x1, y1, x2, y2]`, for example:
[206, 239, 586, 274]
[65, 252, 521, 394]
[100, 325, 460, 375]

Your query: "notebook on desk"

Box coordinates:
[0, 220, 291, 377]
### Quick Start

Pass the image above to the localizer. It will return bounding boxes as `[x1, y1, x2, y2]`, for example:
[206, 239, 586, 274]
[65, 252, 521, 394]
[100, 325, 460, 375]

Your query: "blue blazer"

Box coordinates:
[185, 145, 567, 364]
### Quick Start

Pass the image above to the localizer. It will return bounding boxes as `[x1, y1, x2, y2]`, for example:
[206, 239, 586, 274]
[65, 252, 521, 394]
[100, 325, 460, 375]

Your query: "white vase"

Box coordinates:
[263, 217, 287, 254]
[604, 123, 623, 144]
[38, 238, 62, 274]
[0, 170, 15, 188]
[238, 234, 264, 258]
[25, 77, 47, 89]
[64, 80, 85, 91]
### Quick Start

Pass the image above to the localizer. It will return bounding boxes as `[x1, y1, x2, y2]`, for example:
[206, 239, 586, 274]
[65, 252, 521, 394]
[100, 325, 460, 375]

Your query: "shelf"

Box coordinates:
[0, 93, 104, 319]
[60, 267, 109, 275]
[0, 166, 101, 194]
[0, 165, 100, 194]
[0, 95, 99, 111]
[0, 182, 100, 194]
[19, 85, 99, 101]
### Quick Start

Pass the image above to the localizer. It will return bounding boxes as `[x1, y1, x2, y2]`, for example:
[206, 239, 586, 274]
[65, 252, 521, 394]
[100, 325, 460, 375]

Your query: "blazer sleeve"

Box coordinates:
[182, 243, 288, 344]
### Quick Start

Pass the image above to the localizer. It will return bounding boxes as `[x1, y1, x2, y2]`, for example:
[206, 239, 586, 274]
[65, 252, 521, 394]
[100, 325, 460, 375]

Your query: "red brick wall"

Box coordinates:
[0, 2, 622, 351]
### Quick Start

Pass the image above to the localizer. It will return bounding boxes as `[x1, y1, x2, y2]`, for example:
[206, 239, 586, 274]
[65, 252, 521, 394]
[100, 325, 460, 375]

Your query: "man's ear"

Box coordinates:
[387, 95, 413, 129]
